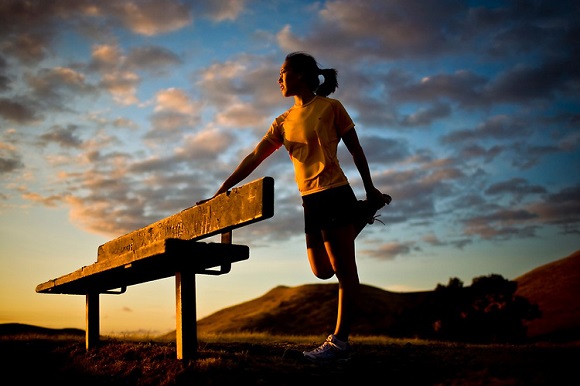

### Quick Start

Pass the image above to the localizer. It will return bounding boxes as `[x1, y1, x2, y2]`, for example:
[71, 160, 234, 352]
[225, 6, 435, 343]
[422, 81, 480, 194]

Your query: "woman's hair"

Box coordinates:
[285, 52, 338, 97]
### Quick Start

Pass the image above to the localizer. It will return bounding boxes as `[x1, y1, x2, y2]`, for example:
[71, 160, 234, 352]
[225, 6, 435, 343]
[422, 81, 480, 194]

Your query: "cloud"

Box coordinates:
[347, 136, 410, 167]
[392, 70, 487, 108]
[440, 115, 531, 144]
[125, 45, 182, 73]
[0, 98, 39, 124]
[0, 140, 24, 174]
[485, 178, 547, 203]
[112, 117, 138, 130]
[458, 145, 504, 164]
[277, 0, 470, 61]
[154, 88, 196, 115]
[1, 32, 53, 64]
[400, 103, 452, 127]
[214, 102, 269, 129]
[0, 55, 10, 90]
[362, 241, 415, 260]
[178, 128, 235, 160]
[20, 191, 62, 208]
[462, 208, 539, 240]
[38, 125, 84, 149]
[195, 54, 281, 110]
[26, 67, 97, 108]
[99, 71, 140, 105]
[89, 44, 122, 72]
[461, 183, 580, 240]
[191, 0, 248, 22]
[191, 53, 286, 146]
[116, 1, 192, 36]
[527, 185, 580, 234]
[423, 233, 444, 246]
[145, 88, 201, 141]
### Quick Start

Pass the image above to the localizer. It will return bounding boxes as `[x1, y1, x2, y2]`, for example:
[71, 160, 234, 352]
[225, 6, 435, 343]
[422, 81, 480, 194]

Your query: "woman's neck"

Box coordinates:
[293, 91, 316, 106]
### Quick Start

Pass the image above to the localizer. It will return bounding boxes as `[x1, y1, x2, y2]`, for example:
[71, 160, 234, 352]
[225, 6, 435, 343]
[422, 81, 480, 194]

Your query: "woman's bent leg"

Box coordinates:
[306, 232, 335, 279]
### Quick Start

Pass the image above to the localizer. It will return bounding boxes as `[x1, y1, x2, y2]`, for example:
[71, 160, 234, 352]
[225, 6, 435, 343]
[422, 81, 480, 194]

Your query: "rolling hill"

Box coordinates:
[195, 249, 580, 341]
[0, 323, 84, 337]
[196, 283, 432, 336]
[514, 249, 580, 341]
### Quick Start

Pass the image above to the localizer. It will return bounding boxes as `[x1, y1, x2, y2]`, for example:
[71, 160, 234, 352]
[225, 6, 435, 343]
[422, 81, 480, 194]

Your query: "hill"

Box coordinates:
[191, 249, 580, 342]
[0, 323, 84, 337]
[515, 249, 580, 341]
[196, 283, 431, 336]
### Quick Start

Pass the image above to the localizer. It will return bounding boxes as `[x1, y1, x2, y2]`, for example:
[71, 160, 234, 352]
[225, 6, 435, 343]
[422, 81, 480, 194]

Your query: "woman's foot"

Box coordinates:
[354, 193, 391, 237]
[303, 334, 351, 361]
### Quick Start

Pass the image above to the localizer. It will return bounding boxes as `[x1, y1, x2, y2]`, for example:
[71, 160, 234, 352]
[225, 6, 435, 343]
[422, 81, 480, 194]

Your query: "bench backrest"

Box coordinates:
[97, 176, 274, 262]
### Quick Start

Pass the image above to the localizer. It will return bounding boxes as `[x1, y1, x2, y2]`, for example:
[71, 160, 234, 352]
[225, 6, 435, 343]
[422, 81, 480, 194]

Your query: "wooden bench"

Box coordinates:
[36, 177, 274, 360]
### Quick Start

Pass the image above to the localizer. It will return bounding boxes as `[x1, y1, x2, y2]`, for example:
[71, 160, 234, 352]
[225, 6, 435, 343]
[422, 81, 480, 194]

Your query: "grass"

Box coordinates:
[1, 332, 578, 385]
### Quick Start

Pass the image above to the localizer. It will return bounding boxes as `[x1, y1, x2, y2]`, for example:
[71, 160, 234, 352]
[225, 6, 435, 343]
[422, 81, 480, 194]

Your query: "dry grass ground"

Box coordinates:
[1, 332, 578, 386]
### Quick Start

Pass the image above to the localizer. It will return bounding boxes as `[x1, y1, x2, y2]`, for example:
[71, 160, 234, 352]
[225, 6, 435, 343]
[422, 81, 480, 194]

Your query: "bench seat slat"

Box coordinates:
[96, 176, 273, 262]
[35, 241, 249, 295]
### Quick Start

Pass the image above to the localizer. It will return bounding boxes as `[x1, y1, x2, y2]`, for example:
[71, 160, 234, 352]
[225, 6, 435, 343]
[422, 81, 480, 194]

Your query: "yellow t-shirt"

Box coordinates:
[263, 96, 355, 195]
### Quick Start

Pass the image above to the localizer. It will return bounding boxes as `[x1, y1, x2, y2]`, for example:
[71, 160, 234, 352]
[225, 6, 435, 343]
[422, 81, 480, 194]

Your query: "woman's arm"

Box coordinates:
[213, 138, 278, 197]
[341, 128, 389, 206]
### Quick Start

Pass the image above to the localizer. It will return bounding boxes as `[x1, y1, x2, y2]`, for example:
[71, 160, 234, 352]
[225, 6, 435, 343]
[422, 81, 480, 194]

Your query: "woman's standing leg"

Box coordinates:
[322, 224, 359, 341]
[306, 224, 359, 341]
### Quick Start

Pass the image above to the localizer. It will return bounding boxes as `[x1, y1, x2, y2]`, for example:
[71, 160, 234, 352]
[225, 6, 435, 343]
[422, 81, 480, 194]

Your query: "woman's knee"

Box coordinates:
[307, 247, 335, 279]
[309, 258, 335, 279]
[313, 269, 335, 280]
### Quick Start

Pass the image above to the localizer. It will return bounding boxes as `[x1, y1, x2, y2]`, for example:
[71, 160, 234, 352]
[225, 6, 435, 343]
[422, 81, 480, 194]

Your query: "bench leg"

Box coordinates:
[86, 292, 100, 350]
[175, 271, 197, 360]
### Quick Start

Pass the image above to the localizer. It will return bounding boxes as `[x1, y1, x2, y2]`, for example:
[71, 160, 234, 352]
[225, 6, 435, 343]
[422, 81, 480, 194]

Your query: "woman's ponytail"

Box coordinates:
[316, 68, 338, 97]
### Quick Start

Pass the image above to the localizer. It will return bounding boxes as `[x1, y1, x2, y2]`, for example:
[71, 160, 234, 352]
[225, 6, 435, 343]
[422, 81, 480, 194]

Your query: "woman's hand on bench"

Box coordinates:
[196, 198, 210, 205]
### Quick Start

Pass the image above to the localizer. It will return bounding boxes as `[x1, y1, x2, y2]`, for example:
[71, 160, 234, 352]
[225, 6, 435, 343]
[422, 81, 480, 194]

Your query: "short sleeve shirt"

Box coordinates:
[263, 96, 355, 195]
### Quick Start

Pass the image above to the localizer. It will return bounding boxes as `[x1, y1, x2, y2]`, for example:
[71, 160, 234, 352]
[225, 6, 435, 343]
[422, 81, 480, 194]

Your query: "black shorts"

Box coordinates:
[302, 185, 357, 235]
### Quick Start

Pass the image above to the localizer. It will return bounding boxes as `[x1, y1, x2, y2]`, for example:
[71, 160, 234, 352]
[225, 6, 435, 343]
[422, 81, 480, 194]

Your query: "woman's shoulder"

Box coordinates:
[314, 95, 348, 111]
[311, 95, 337, 105]
[273, 108, 292, 124]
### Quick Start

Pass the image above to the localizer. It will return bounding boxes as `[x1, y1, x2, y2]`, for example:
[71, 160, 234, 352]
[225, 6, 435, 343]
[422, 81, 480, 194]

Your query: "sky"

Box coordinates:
[0, 0, 578, 336]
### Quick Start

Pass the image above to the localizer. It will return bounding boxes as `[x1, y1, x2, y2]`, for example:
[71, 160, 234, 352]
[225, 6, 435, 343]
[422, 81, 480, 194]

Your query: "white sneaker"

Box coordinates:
[303, 334, 351, 361]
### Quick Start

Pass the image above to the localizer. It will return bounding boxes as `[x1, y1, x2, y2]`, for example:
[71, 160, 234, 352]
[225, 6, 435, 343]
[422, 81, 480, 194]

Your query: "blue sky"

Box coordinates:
[1, 0, 578, 335]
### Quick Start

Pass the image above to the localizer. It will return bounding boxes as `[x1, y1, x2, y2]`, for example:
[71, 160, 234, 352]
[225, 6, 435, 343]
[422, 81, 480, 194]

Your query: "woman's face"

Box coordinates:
[278, 61, 300, 97]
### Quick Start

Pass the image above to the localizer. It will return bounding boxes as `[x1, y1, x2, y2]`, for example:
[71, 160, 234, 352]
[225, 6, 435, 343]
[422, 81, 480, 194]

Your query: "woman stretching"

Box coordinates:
[201, 52, 391, 361]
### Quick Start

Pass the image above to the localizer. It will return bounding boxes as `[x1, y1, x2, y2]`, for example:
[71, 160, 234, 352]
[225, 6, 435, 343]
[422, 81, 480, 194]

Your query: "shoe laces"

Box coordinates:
[312, 335, 347, 353]
[312, 340, 335, 353]
[367, 214, 385, 225]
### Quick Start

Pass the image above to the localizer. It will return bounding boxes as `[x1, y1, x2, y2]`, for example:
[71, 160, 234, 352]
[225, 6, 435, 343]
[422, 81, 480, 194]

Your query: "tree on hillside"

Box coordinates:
[393, 274, 542, 342]
[428, 274, 541, 343]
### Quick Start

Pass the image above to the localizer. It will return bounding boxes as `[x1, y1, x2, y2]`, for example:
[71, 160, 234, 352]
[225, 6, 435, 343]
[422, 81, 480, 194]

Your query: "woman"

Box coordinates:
[201, 52, 391, 361]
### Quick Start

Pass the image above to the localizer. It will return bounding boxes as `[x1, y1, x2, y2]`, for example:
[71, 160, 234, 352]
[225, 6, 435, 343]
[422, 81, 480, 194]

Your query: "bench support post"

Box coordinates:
[175, 271, 197, 360]
[86, 292, 100, 350]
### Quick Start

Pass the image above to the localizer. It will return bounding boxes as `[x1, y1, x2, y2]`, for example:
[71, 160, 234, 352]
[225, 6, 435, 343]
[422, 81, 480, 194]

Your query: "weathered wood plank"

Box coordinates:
[96, 176, 274, 262]
[35, 241, 249, 294]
